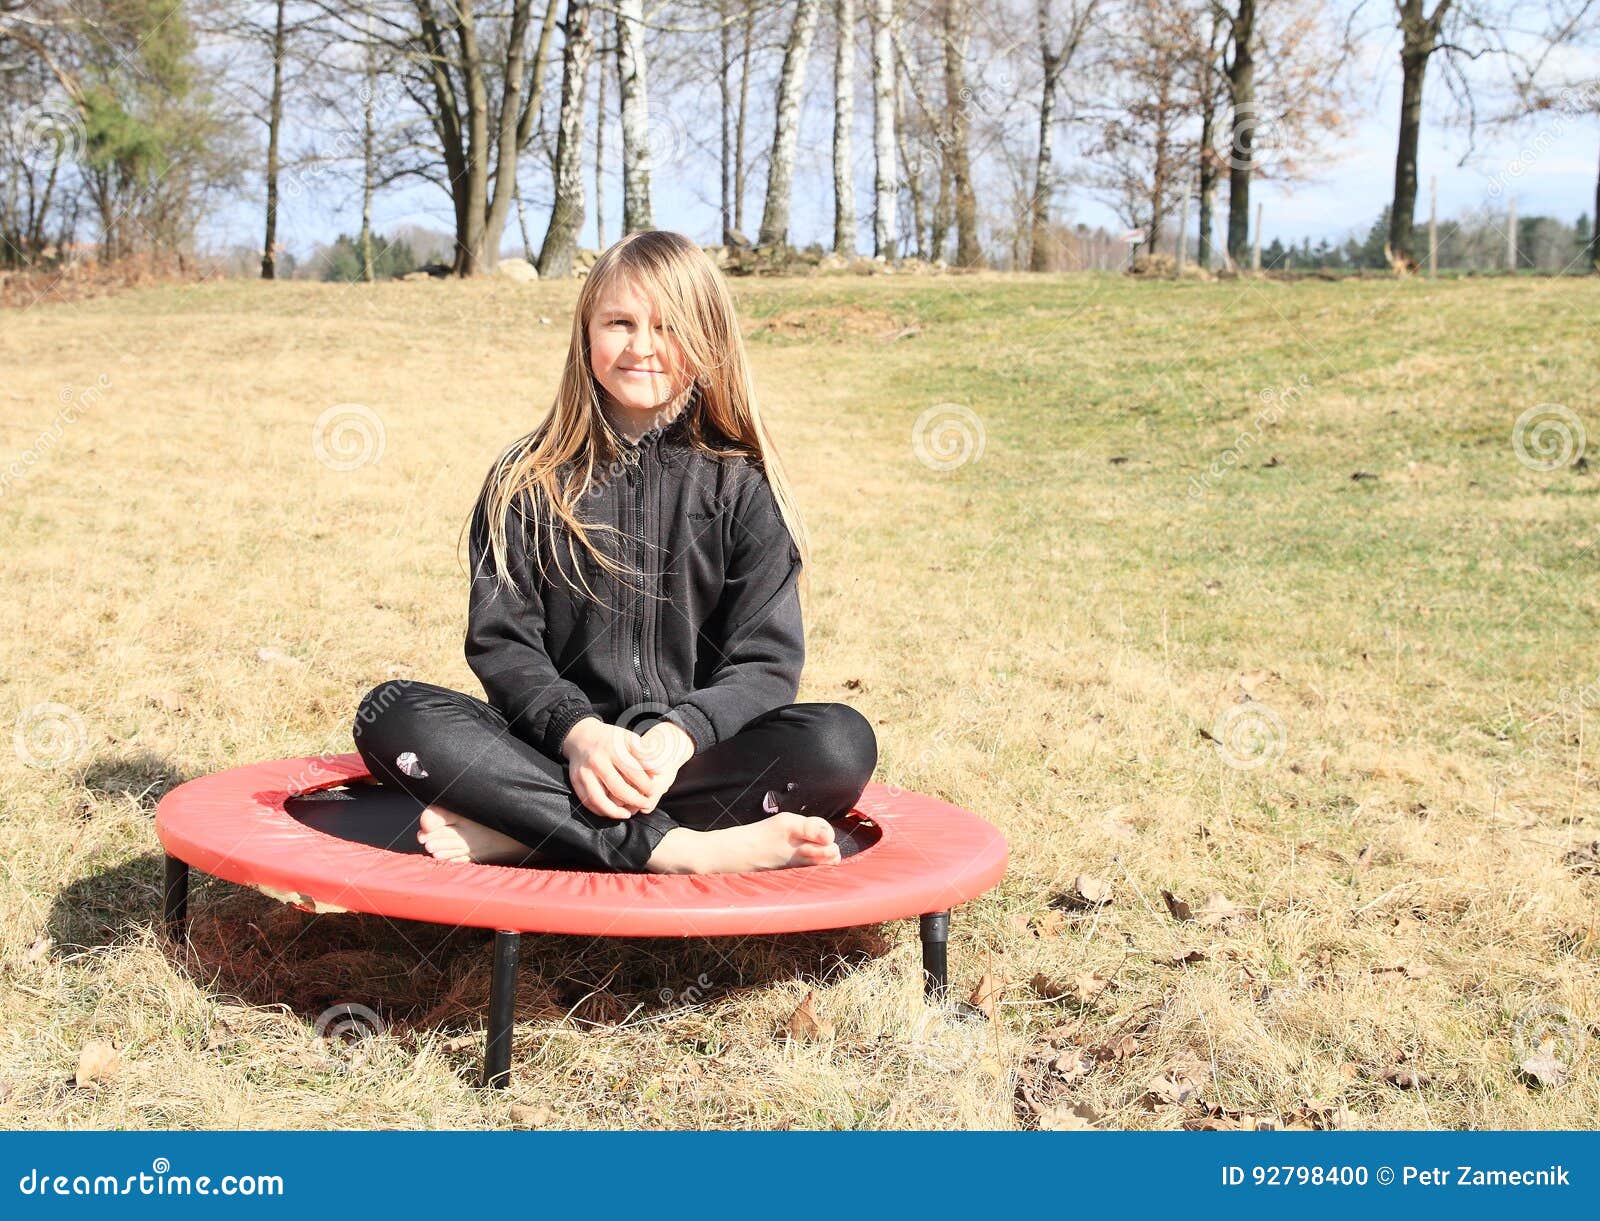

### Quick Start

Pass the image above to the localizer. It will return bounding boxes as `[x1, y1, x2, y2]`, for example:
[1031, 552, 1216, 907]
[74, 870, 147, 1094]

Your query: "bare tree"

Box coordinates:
[1390, 0, 1453, 266]
[1192, 1, 1229, 267]
[1215, 0, 1256, 263]
[1087, 0, 1195, 257]
[1030, 0, 1099, 271]
[833, 0, 856, 254]
[1383, 1, 1505, 267]
[539, 0, 595, 276]
[758, 0, 821, 248]
[262, 1, 289, 278]
[869, 0, 897, 256]
[939, 0, 980, 265]
[313, 1, 561, 275]
[617, 0, 653, 232]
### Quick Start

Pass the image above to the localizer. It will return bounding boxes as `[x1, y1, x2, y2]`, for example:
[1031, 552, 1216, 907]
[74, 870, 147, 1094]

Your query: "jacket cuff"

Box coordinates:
[661, 703, 717, 757]
[541, 697, 601, 759]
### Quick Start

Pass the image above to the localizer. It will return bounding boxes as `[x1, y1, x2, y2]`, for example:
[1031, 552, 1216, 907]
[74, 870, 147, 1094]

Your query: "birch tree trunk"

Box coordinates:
[359, 14, 376, 282]
[1031, 0, 1098, 270]
[261, 0, 286, 280]
[595, 42, 607, 247]
[941, 0, 980, 266]
[1223, 0, 1255, 265]
[832, 0, 856, 256]
[616, 0, 653, 233]
[736, 4, 754, 236]
[720, 0, 734, 243]
[538, 0, 595, 278]
[454, 3, 490, 274]
[758, 0, 823, 249]
[869, 0, 897, 258]
[476, 0, 536, 271]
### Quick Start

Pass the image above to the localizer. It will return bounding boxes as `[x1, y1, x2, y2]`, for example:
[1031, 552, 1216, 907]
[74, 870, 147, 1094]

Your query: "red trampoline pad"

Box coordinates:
[154, 753, 1009, 937]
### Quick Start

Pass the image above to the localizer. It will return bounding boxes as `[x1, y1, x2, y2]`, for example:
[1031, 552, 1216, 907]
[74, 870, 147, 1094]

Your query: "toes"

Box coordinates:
[419, 808, 446, 832]
[801, 816, 836, 845]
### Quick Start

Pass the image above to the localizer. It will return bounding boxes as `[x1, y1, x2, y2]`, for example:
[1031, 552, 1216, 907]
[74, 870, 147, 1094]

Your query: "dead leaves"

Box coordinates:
[1383, 1067, 1431, 1090]
[1187, 1098, 1347, 1132]
[1371, 962, 1432, 981]
[1563, 841, 1600, 875]
[969, 973, 1001, 1022]
[784, 991, 835, 1042]
[1518, 1036, 1574, 1090]
[74, 1040, 121, 1087]
[1162, 888, 1249, 926]
[508, 1102, 553, 1128]
[1031, 971, 1114, 1004]
[1142, 1056, 1208, 1109]
[1014, 875, 1116, 939]
[1065, 874, 1114, 909]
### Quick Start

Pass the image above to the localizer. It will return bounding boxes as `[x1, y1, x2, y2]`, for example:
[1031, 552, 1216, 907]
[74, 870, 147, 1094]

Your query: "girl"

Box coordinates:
[351, 230, 878, 874]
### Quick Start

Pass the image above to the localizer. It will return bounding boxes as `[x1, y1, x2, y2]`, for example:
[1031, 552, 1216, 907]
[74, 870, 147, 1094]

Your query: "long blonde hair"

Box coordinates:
[463, 229, 810, 611]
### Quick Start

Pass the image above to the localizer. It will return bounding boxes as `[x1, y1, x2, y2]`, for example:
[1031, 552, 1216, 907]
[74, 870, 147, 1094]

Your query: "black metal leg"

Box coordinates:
[163, 855, 188, 940]
[919, 908, 985, 1020]
[919, 910, 950, 999]
[482, 930, 520, 1089]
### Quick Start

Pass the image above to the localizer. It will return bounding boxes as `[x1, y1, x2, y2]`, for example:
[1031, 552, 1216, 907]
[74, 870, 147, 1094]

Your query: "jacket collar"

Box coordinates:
[614, 389, 698, 464]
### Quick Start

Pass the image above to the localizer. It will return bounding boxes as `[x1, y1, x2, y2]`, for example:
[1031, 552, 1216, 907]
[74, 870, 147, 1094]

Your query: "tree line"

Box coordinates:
[2, 0, 1597, 279]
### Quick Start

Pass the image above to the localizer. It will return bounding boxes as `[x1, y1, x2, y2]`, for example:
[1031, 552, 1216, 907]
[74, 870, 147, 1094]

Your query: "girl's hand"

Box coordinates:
[561, 719, 656, 818]
[560, 719, 684, 819]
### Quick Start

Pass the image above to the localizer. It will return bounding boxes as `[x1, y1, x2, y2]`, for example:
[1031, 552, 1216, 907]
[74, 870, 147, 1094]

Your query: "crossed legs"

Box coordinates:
[350, 679, 878, 874]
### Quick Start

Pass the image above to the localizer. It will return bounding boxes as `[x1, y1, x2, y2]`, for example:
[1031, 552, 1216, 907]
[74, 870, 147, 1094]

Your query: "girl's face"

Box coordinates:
[587, 278, 690, 422]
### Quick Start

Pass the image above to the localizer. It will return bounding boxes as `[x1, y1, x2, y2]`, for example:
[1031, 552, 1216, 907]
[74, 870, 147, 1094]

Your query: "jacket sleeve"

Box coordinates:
[464, 489, 601, 758]
[660, 467, 804, 755]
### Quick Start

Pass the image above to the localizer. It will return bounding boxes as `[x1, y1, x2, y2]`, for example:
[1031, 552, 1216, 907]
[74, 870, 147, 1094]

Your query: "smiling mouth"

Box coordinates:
[619, 367, 665, 374]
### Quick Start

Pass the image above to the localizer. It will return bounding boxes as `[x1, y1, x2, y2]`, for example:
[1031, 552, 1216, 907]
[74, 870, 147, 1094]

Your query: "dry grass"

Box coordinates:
[0, 271, 1596, 1130]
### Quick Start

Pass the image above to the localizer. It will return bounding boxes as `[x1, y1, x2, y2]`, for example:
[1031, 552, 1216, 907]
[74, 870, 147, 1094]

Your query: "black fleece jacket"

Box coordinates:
[464, 408, 804, 760]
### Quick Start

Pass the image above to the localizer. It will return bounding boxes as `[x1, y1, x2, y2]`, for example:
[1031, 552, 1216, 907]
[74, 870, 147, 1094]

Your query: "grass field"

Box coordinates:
[1, 269, 1596, 1129]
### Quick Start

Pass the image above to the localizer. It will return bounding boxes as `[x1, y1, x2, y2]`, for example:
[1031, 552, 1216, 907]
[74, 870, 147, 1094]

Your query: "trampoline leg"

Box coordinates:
[482, 930, 520, 1089]
[163, 854, 188, 940]
[918, 910, 984, 1020]
[920, 910, 950, 1000]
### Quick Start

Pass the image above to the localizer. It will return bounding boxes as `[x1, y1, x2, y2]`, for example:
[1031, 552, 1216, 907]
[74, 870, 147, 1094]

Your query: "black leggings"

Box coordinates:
[350, 679, 879, 872]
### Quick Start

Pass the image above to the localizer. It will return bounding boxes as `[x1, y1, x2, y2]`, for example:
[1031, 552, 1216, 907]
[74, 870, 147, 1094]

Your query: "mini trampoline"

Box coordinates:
[155, 752, 1009, 1087]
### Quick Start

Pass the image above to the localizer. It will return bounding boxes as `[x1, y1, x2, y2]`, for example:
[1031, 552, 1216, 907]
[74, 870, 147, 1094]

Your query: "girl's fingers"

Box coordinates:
[574, 769, 631, 820]
[607, 740, 656, 797]
[598, 757, 653, 811]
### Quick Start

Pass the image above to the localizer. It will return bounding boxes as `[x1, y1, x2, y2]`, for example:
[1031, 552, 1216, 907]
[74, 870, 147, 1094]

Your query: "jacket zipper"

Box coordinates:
[631, 457, 650, 706]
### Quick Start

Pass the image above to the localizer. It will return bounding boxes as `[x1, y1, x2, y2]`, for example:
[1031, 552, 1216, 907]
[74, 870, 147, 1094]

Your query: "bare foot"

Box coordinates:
[417, 805, 547, 865]
[645, 812, 841, 875]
